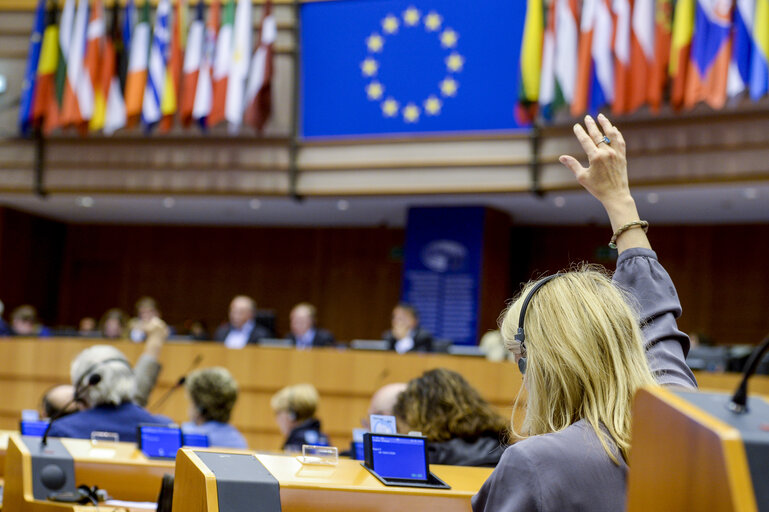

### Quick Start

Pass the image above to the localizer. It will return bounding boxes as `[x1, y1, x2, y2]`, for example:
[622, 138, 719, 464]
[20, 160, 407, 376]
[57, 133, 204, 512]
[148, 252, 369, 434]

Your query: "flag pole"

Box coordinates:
[33, 126, 47, 198]
[288, 0, 302, 202]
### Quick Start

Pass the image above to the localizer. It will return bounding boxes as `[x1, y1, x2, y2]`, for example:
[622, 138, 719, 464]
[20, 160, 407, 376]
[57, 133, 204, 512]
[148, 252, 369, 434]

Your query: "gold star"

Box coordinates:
[381, 98, 399, 117]
[403, 103, 420, 123]
[440, 77, 459, 97]
[366, 33, 384, 53]
[361, 58, 379, 77]
[366, 81, 384, 100]
[424, 95, 442, 115]
[403, 6, 421, 26]
[424, 11, 442, 31]
[440, 28, 458, 48]
[382, 14, 399, 34]
[446, 52, 465, 72]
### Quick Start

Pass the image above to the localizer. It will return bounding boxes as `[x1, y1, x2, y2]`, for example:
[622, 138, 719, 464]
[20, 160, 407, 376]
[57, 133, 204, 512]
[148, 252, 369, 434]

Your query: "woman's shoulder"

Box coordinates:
[502, 421, 606, 466]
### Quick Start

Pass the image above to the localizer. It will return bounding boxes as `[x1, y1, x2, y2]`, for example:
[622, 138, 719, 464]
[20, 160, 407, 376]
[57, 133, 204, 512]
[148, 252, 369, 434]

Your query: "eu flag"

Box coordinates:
[300, 0, 528, 138]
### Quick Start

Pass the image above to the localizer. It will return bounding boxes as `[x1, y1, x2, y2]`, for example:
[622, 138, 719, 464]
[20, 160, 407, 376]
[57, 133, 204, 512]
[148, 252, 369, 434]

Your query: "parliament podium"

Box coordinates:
[627, 386, 769, 512]
[3, 434, 174, 511]
[173, 448, 493, 512]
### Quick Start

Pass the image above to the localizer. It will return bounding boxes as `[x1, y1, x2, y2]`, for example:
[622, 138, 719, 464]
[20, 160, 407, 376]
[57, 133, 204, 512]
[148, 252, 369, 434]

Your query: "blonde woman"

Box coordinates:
[271, 383, 330, 451]
[472, 115, 697, 512]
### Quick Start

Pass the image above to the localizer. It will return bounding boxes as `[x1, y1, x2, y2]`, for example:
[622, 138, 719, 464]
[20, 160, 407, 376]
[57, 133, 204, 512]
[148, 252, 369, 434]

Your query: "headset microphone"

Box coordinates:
[515, 274, 561, 375]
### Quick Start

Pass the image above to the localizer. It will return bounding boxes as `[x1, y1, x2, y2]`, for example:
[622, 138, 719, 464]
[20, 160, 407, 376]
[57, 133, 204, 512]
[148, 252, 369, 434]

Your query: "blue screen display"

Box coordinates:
[139, 426, 182, 459]
[352, 441, 365, 461]
[371, 436, 427, 480]
[20, 420, 49, 437]
[182, 433, 209, 448]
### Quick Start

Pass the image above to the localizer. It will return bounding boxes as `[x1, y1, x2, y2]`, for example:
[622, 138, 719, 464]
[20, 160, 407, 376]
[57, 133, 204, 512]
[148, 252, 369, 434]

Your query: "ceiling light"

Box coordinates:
[249, 198, 262, 210]
[646, 192, 659, 204]
[162, 197, 175, 208]
[76, 196, 94, 208]
[337, 199, 350, 211]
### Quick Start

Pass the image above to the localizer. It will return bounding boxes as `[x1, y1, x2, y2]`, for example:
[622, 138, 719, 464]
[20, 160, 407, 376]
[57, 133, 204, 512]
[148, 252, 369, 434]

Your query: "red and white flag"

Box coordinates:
[244, 0, 275, 132]
[181, 0, 205, 126]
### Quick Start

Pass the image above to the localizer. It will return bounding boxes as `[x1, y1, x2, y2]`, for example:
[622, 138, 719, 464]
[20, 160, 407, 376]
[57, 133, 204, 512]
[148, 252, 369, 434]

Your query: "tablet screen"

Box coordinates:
[182, 433, 209, 448]
[138, 425, 183, 459]
[370, 435, 428, 481]
[20, 420, 50, 437]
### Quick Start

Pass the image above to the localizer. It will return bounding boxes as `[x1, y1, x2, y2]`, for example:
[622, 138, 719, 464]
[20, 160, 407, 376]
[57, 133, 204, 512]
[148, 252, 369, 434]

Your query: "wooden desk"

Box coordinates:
[3, 434, 173, 511]
[173, 448, 492, 512]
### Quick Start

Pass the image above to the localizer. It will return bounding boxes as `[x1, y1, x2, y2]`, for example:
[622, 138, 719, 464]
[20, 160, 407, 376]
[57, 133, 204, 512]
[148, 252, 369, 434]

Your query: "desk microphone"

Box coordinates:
[149, 354, 203, 412]
[728, 333, 769, 414]
[41, 374, 102, 446]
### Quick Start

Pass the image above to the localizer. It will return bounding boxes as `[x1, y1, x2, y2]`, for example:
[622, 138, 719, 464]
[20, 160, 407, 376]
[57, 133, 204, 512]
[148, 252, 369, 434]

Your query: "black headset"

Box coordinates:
[514, 274, 562, 375]
[73, 357, 133, 396]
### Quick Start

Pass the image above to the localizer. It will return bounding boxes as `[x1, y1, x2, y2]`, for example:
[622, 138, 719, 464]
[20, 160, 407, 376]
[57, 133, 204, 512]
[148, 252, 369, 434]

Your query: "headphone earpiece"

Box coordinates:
[74, 357, 132, 396]
[515, 274, 561, 375]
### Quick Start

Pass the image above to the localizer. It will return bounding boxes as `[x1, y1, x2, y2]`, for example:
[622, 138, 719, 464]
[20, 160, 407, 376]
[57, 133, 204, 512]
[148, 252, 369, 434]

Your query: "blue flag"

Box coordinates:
[300, 0, 527, 138]
[19, 0, 47, 136]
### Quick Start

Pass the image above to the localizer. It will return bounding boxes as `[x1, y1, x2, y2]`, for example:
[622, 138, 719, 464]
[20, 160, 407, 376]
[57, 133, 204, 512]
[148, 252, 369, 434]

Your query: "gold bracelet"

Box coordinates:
[609, 220, 649, 249]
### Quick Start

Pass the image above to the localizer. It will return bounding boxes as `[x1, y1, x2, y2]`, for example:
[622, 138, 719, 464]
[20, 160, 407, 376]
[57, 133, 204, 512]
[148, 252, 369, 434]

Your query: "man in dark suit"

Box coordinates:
[214, 295, 270, 349]
[384, 303, 433, 353]
[287, 302, 335, 349]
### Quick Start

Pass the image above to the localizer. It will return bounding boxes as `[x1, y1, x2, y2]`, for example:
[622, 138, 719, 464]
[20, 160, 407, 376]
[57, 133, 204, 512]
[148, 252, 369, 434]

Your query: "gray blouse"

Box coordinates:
[472, 248, 697, 512]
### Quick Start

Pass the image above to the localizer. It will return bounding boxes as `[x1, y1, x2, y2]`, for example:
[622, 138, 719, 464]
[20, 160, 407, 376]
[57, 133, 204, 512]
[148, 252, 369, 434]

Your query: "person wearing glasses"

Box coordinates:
[472, 115, 697, 512]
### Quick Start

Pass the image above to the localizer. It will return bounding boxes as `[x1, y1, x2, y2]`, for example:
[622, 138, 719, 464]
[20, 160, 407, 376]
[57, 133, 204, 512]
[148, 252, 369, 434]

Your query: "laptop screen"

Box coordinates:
[138, 425, 183, 459]
[370, 435, 428, 481]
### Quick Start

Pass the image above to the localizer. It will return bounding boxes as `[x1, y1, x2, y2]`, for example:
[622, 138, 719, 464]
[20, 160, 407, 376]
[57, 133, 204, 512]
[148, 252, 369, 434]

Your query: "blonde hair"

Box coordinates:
[500, 264, 656, 464]
[270, 384, 319, 422]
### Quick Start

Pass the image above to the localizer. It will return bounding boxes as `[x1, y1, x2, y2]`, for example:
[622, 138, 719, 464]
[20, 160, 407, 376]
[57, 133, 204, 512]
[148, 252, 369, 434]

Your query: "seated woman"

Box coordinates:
[472, 115, 697, 512]
[393, 368, 507, 467]
[183, 367, 248, 449]
[271, 383, 330, 452]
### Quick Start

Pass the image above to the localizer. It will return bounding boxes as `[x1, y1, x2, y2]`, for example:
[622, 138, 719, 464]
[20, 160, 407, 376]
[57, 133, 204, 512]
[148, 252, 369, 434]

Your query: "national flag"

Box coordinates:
[749, 0, 769, 99]
[60, 0, 91, 127]
[160, 0, 187, 131]
[224, 0, 252, 132]
[539, 0, 557, 118]
[244, 0, 275, 131]
[142, 0, 171, 128]
[684, 0, 733, 110]
[19, 0, 47, 135]
[93, 0, 126, 134]
[612, 0, 632, 114]
[120, 0, 135, 92]
[627, 0, 654, 112]
[649, 0, 673, 110]
[516, 0, 544, 123]
[553, 0, 579, 107]
[670, 0, 696, 109]
[44, 0, 74, 133]
[125, 0, 150, 126]
[32, 0, 59, 128]
[589, 0, 615, 112]
[208, 0, 232, 127]
[193, 0, 219, 128]
[572, 0, 596, 115]
[83, 0, 105, 132]
[727, 0, 754, 97]
[182, 0, 205, 126]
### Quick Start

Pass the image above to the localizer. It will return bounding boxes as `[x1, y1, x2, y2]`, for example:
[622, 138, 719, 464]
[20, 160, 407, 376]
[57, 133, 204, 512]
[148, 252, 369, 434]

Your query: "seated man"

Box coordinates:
[10, 305, 51, 337]
[41, 318, 169, 419]
[287, 302, 335, 349]
[214, 295, 270, 349]
[384, 303, 433, 353]
[182, 367, 248, 449]
[45, 344, 172, 442]
[361, 382, 406, 430]
[271, 383, 330, 452]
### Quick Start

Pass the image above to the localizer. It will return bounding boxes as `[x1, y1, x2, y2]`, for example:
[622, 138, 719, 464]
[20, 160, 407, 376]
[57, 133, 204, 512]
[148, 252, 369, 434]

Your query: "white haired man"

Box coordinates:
[45, 344, 172, 442]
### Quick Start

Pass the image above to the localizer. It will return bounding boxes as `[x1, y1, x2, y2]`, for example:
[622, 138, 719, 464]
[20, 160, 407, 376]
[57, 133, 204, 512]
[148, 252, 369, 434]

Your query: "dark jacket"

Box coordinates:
[282, 418, 330, 452]
[46, 402, 172, 443]
[213, 322, 271, 345]
[428, 431, 506, 467]
[385, 327, 434, 353]
[287, 328, 336, 348]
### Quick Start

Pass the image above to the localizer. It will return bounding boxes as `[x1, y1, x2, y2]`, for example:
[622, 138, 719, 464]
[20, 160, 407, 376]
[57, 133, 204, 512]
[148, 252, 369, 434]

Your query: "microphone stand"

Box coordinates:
[728, 333, 769, 414]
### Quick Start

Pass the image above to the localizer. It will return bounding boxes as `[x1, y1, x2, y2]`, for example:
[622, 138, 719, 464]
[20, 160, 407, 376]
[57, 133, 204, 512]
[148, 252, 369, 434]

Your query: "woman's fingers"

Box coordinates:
[558, 155, 585, 178]
[596, 113, 625, 153]
[573, 123, 597, 158]
[584, 115, 604, 145]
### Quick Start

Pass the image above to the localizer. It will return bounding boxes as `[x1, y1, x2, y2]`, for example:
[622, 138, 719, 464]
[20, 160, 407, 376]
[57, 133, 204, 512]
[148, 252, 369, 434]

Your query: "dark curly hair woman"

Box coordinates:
[393, 368, 507, 467]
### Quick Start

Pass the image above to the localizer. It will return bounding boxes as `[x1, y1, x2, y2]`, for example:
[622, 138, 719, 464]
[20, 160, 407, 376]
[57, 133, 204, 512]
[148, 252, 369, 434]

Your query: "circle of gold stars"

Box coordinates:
[362, 6, 463, 123]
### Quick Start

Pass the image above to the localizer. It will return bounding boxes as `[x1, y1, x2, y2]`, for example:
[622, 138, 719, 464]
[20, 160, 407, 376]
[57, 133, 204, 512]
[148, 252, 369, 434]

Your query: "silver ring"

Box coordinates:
[596, 135, 611, 146]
